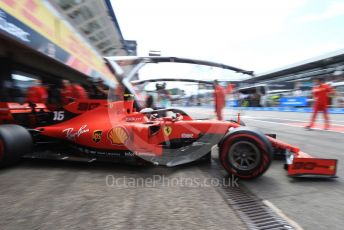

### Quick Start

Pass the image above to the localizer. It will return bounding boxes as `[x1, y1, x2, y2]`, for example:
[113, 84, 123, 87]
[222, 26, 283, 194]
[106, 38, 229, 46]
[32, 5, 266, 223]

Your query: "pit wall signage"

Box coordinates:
[279, 97, 308, 107]
[0, 0, 115, 82]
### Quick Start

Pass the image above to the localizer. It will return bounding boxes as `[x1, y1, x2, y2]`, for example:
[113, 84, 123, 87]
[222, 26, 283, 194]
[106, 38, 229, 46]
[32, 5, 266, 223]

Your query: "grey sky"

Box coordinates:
[113, 0, 344, 74]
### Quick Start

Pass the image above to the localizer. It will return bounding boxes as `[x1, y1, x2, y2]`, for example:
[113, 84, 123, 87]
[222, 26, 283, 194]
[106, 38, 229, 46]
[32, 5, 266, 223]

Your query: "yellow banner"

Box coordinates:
[0, 0, 115, 82]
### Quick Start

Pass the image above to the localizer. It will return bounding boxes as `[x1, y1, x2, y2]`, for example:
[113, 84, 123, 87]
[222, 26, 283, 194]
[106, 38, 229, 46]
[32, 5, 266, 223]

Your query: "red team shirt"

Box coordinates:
[61, 85, 74, 105]
[312, 83, 332, 108]
[26, 86, 48, 104]
[61, 84, 88, 105]
[72, 84, 88, 100]
[214, 85, 225, 109]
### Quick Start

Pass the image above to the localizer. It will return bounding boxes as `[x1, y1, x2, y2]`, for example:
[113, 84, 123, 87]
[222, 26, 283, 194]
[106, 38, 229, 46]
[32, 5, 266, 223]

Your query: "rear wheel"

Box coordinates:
[219, 127, 272, 179]
[0, 125, 33, 167]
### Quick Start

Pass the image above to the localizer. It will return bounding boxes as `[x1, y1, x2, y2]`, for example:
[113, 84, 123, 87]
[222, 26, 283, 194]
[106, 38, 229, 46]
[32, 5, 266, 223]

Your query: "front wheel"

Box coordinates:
[219, 127, 272, 179]
[229, 119, 246, 126]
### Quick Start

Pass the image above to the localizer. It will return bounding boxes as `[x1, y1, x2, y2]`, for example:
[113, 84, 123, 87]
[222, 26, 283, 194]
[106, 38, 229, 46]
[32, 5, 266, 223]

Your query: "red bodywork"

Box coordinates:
[0, 100, 107, 127]
[0, 102, 49, 126]
[266, 136, 337, 177]
[33, 100, 337, 177]
[38, 101, 231, 162]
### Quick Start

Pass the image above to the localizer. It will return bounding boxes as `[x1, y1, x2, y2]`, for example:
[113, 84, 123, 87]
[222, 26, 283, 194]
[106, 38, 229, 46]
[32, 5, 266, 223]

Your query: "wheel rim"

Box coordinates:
[228, 141, 261, 171]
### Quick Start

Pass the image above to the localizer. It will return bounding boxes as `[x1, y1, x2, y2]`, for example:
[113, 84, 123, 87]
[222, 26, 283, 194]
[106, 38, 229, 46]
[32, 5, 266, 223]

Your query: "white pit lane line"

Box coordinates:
[242, 114, 344, 125]
[190, 110, 344, 133]
[220, 109, 344, 124]
[243, 117, 344, 134]
[263, 200, 304, 230]
[183, 108, 344, 133]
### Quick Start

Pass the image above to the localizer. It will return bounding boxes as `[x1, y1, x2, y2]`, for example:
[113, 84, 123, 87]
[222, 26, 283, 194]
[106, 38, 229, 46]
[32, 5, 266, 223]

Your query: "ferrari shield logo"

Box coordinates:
[92, 130, 102, 143]
[163, 126, 172, 136]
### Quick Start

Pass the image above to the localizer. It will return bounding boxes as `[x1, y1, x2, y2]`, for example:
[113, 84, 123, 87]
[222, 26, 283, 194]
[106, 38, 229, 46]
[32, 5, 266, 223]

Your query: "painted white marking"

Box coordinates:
[263, 200, 304, 230]
[245, 118, 344, 134]
[186, 107, 344, 123]
[182, 108, 344, 133]
[243, 114, 344, 125]
[243, 115, 344, 127]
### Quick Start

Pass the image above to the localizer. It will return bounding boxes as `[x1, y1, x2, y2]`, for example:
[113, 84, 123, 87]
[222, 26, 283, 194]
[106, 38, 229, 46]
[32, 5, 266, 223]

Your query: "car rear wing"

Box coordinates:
[0, 102, 48, 112]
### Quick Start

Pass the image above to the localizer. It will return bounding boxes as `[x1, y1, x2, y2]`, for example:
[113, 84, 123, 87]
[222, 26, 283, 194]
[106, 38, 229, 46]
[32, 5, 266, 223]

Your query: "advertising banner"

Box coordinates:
[279, 97, 308, 107]
[0, 0, 115, 82]
[0, 8, 70, 63]
[226, 100, 238, 107]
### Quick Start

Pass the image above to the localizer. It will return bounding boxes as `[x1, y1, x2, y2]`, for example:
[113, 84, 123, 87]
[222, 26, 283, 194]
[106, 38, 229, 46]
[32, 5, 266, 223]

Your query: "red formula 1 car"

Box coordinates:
[0, 96, 337, 179]
[0, 57, 338, 179]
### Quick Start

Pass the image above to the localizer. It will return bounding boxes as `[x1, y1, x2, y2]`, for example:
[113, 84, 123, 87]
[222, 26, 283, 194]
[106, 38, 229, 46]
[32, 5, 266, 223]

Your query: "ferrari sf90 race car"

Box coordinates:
[0, 97, 337, 179]
[0, 57, 338, 179]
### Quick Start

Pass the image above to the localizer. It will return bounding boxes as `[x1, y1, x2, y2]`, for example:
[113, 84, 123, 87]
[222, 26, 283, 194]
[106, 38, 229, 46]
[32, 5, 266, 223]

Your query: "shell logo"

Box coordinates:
[107, 127, 129, 145]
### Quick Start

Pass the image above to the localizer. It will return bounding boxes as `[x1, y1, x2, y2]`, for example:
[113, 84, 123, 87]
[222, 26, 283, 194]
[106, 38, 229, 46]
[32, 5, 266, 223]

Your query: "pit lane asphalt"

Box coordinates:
[185, 107, 344, 230]
[0, 155, 246, 229]
[1, 108, 343, 230]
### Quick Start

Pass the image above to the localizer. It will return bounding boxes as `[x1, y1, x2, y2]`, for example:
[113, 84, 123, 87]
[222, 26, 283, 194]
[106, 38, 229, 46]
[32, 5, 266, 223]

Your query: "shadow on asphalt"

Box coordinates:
[289, 176, 339, 183]
[1, 158, 213, 178]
